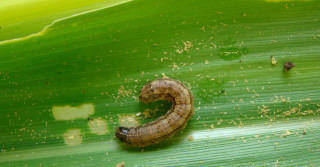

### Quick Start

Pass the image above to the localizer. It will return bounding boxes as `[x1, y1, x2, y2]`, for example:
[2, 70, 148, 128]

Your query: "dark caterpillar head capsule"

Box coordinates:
[115, 127, 129, 142]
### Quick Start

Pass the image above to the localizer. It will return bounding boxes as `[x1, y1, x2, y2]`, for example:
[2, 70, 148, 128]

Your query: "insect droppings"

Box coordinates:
[284, 61, 295, 71]
[115, 78, 194, 147]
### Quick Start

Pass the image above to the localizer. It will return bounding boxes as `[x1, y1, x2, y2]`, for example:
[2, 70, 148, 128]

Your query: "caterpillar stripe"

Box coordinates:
[115, 79, 194, 147]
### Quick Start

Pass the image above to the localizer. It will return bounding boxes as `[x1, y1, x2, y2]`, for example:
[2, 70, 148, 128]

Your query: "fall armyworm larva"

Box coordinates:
[115, 78, 194, 147]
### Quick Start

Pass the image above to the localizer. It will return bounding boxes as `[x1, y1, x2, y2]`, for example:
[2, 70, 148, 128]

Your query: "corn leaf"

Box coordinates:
[1, 0, 320, 166]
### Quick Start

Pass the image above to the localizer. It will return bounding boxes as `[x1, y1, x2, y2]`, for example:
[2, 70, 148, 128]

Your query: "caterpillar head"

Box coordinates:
[115, 127, 129, 142]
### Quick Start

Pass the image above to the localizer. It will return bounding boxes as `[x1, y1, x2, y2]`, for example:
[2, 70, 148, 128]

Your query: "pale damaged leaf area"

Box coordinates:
[52, 103, 94, 120]
[64, 129, 83, 146]
[88, 117, 108, 135]
[119, 115, 140, 127]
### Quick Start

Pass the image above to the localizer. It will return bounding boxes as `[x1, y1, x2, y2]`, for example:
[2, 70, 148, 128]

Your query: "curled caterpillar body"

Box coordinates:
[115, 79, 194, 147]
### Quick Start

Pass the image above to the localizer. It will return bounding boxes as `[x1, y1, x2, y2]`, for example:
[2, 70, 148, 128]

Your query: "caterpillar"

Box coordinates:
[115, 78, 194, 147]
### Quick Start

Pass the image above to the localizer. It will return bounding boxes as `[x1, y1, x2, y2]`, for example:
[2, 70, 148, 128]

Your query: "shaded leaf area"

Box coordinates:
[0, 0, 130, 42]
[0, 0, 320, 166]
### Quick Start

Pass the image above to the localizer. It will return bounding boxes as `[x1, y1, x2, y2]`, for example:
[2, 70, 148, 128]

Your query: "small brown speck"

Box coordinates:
[284, 61, 295, 71]
[302, 130, 306, 135]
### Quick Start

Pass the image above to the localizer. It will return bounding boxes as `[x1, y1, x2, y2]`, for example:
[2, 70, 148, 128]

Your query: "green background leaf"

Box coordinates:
[1, 0, 320, 166]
